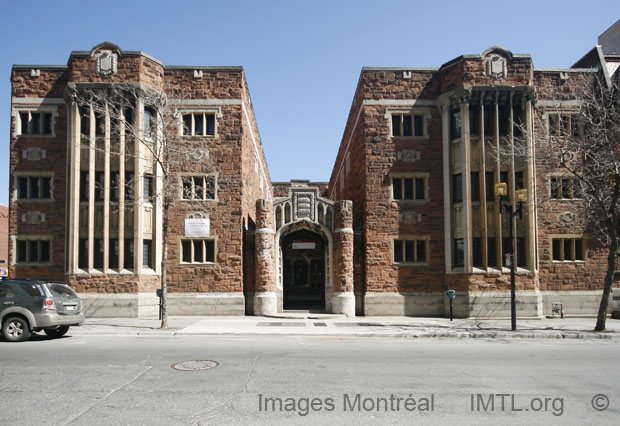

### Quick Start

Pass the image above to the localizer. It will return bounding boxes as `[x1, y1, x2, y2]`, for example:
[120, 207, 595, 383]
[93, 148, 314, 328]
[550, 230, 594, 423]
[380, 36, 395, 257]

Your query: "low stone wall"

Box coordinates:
[363, 290, 613, 318]
[79, 292, 245, 318]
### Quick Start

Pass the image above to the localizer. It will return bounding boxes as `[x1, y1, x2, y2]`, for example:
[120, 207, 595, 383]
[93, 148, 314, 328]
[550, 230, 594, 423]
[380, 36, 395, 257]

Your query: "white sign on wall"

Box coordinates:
[292, 241, 315, 250]
[185, 218, 210, 237]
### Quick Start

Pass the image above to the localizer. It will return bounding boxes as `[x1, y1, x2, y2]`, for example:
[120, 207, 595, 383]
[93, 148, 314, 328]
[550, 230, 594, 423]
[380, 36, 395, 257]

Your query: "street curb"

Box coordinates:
[69, 329, 617, 340]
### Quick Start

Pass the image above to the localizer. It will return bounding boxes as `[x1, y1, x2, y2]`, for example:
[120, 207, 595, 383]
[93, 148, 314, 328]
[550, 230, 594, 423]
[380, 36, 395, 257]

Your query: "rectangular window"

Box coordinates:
[500, 171, 509, 186]
[450, 109, 461, 140]
[413, 115, 423, 137]
[125, 172, 135, 201]
[469, 106, 479, 137]
[517, 237, 526, 267]
[485, 171, 495, 202]
[487, 237, 497, 267]
[393, 238, 428, 264]
[144, 107, 154, 137]
[110, 172, 120, 202]
[498, 105, 510, 136]
[471, 172, 480, 202]
[391, 113, 424, 137]
[552, 238, 586, 262]
[80, 106, 90, 136]
[392, 177, 426, 201]
[15, 239, 51, 264]
[483, 108, 493, 136]
[94, 238, 104, 269]
[181, 175, 215, 200]
[109, 239, 119, 269]
[502, 237, 511, 267]
[472, 237, 483, 267]
[453, 174, 462, 203]
[17, 111, 53, 136]
[180, 239, 215, 263]
[124, 239, 134, 269]
[182, 112, 216, 136]
[143, 239, 153, 268]
[144, 175, 154, 201]
[95, 171, 105, 202]
[80, 171, 89, 202]
[16, 176, 52, 200]
[124, 107, 135, 127]
[515, 171, 524, 191]
[454, 238, 464, 268]
[78, 238, 88, 269]
[548, 113, 581, 137]
[513, 106, 523, 138]
[550, 176, 580, 199]
[95, 112, 105, 136]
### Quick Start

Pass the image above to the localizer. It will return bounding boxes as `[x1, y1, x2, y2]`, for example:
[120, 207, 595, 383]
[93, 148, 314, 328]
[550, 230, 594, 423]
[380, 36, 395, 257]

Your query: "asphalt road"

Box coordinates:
[0, 334, 618, 426]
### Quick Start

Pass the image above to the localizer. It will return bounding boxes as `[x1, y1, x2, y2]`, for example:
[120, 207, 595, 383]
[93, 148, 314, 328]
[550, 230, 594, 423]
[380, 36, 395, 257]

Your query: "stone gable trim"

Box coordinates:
[12, 97, 66, 106]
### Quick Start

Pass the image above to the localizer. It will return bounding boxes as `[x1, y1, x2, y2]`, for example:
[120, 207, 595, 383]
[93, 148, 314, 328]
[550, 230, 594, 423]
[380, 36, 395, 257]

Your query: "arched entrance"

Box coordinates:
[281, 229, 326, 309]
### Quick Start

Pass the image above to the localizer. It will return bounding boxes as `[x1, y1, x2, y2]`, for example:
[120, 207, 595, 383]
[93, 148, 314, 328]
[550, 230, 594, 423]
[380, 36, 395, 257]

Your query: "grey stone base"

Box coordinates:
[253, 291, 278, 316]
[363, 290, 614, 318]
[364, 292, 444, 316]
[79, 292, 245, 318]
[330, 292, 355, 317]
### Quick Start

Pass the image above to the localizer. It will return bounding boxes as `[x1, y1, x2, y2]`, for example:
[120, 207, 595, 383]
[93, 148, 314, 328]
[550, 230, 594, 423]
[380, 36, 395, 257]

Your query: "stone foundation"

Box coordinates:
[80, 292, 245, 318]
[363, 290, 612, 318]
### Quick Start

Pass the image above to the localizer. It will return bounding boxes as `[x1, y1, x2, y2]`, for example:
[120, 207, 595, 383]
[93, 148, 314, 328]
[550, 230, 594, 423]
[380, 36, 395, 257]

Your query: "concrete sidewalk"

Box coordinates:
[70, 315, 620, 340]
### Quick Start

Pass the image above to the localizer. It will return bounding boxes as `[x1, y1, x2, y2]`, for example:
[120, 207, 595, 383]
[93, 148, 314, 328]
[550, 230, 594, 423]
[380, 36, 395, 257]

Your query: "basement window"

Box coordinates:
[552, 238, 585, 262]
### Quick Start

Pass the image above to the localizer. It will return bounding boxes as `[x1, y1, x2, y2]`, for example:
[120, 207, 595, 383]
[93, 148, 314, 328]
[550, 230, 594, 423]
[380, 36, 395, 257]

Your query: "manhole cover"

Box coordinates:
[171, 360, 220, 371]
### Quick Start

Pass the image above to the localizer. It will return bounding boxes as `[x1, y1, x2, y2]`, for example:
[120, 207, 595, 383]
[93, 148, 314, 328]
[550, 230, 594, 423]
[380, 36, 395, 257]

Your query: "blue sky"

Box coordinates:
[1, 0, 617, 206]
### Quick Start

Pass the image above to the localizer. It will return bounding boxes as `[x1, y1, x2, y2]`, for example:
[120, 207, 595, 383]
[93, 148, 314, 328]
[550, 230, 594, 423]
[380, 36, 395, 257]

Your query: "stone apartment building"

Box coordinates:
[8, 26, 620, 317]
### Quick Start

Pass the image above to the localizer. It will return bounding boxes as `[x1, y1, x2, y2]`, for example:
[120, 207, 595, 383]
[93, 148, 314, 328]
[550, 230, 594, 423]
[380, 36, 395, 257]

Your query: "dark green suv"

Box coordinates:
[0, 279, 84, 342]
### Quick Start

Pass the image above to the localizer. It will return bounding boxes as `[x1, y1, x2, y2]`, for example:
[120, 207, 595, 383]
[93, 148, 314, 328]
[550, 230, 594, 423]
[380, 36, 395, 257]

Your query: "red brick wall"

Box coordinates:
[9, 68, 68, 282]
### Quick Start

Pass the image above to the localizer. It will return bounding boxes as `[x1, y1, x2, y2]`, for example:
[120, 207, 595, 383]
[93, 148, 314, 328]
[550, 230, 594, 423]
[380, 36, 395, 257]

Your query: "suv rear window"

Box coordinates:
[47, 283, 78, 299]
[22, 284, 44, 297]
[0, 284, 16, 298]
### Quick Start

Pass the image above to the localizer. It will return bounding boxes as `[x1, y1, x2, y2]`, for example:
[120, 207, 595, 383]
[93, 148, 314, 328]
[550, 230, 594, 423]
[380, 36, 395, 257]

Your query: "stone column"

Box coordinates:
[254, 199, 277, 315]
[332, 200, 355, 317]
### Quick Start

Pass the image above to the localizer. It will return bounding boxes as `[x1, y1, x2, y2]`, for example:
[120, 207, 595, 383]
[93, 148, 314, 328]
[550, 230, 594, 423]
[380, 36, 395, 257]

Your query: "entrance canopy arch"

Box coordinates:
[252, 184, 355, 316]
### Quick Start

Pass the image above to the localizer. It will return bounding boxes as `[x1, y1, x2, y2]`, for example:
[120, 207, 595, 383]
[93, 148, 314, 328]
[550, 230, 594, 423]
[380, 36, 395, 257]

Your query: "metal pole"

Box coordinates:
[450, 298, 454, 321]
[509, 205, 517, 331]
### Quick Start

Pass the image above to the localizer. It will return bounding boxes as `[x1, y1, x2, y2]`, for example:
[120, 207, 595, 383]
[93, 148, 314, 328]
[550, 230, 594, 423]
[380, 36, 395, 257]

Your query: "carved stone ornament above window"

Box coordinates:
[186, 148, 210, 162]
[399, 212, 422, 224]
[396, 149, 420, 162]
[559, 211, 578, 224]
[95, 50, 118, 76]
[22, 147, 47, 161]
[293, 191, 315, 221]
[187, 212, 208, 220]
[486, 55, 506, 80]
[22, 211, 46, 224]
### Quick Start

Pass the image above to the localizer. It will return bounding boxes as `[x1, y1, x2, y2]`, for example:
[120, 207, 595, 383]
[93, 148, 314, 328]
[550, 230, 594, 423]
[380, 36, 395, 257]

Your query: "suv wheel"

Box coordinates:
[44, 326, 70, 338]
[2, 317, 32, 342]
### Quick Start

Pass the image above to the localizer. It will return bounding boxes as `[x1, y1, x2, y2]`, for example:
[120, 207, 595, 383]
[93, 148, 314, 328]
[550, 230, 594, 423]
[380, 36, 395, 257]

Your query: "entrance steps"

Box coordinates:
[263, 311, 346, 320]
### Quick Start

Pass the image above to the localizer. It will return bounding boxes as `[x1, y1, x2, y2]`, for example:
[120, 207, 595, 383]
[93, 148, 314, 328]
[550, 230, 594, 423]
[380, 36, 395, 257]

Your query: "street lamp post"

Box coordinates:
[495, 183, 527, 331]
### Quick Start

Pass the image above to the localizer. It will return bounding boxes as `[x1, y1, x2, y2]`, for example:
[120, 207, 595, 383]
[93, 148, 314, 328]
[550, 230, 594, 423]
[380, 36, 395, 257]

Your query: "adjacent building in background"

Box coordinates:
[8, 21, 620, 317]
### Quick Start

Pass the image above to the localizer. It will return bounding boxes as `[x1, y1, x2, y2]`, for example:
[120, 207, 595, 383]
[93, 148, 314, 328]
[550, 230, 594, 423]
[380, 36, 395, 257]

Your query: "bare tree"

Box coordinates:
[507, 71, 620, 331]
[74, 83, 214, 328]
